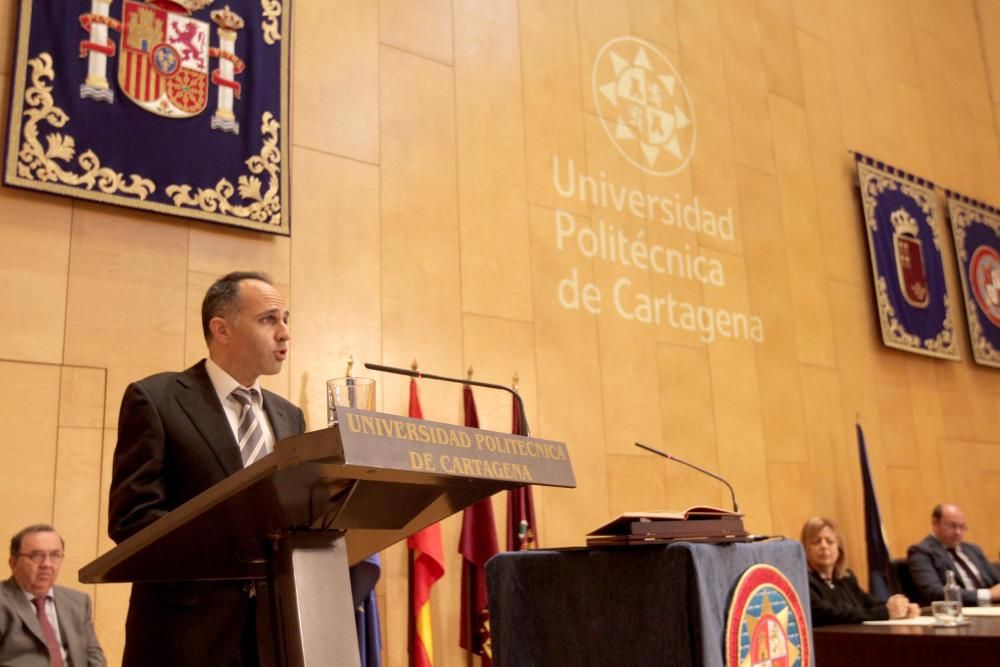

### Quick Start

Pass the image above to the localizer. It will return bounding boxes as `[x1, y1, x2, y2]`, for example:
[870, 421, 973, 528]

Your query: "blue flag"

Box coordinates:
[857, 423, 892, 599]
[350, 553, 382, 667]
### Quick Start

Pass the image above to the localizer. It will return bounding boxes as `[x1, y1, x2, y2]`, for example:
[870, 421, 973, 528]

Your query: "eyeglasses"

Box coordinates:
[941, 521, 968, 532]
[16, 551, 64, 564]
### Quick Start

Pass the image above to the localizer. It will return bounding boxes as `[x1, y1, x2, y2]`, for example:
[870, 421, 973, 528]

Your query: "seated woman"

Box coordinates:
[801, 516, 919, 626]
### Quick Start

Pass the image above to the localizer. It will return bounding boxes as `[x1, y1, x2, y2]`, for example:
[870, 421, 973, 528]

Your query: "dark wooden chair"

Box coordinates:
[891, 558, 923, 603]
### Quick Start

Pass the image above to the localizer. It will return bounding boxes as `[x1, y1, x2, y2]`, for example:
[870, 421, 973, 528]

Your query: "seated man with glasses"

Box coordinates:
[907, 503, 1000, 606]
[1, 524, 106, 666]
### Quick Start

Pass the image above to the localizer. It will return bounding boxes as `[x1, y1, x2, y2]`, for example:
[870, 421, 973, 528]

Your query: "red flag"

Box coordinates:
[506, 397, 537, 551]
[406, 379, 444, 667]
[458, 385, 498, 665]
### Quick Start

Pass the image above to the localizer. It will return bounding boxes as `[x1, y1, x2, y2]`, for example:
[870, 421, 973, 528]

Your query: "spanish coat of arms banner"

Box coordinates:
[3, 0, 291, 235]
[855, 153, 959, 360]
[945, 191, 1000, 368]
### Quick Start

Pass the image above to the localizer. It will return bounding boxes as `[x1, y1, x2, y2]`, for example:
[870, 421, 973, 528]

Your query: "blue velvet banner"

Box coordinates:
[3, 0, 290, 235]
[855, 153, 959, 359]
[946, 191, 1000, 368]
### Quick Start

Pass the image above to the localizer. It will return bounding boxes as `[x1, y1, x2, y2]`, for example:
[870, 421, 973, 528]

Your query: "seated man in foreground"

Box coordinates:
[907, 503, 1000, 606]
[0, 524, 106, 666]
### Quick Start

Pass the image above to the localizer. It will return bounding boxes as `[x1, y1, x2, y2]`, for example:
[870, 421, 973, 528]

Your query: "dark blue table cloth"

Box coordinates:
[486, 540, 812, 666]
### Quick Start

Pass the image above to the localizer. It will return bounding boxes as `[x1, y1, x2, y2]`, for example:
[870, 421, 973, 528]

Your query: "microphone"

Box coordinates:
[364, 362, 530, 436]
[634, 442, 740, 514]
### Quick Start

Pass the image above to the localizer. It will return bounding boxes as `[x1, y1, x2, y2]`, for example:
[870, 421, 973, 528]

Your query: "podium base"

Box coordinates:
[268, 531, 361, 667]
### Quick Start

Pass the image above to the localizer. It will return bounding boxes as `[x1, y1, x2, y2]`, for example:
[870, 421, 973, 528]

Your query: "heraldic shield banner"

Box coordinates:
[855, 153, 959, 360]
[3, 0, 291, 235]
[946, 191, 1000, 368]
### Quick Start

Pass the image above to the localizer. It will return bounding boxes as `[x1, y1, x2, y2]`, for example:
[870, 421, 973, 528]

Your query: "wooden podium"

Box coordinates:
[79, 407, 575, 667]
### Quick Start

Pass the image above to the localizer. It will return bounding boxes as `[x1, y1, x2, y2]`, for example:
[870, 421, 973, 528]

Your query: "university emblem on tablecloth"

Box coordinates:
[592, 36, 695, 176]
[725, 564, 810, 667]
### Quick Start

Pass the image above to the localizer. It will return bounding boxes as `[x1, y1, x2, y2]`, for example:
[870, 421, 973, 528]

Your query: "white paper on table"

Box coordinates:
[862, 616, 937, 626]
[959, 606, 1000, 616]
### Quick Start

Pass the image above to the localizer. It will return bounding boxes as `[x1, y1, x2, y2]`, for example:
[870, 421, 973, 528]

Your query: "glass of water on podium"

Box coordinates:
[326, 377, 375, 426]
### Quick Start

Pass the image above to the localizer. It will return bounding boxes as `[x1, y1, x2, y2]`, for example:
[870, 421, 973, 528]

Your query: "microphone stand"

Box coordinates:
[364, 362, 530, 437]
[634, 442, 740, 514]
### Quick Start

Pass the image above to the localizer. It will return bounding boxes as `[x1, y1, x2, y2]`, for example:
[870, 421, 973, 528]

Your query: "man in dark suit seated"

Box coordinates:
[907, 503, 1000, 606]
[109, 271, 306, 667]
[1, 524, 106, 666]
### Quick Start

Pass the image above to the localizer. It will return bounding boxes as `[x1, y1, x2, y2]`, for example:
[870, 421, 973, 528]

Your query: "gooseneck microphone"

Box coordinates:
[364, 362, 530, 436]
[634, 442, 740, 514]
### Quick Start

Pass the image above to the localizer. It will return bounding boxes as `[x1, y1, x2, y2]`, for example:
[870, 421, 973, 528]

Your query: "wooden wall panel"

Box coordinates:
[576, 0, 630, 119]
[379, 45, 462, 415]
[766, 461, 813, 538]
[519, 0, 587, 212]
[800, 365, 848, 516]
[53, 427, 102, 591]
[792, 0, 828, 40]
[0, 363, 60, 541]
[528, 203, 607, 546]
[796, 30, 866, 287]
[769, 94, 837, 368]
[289, 149, 381, 427]
[627, 0, 679, 50]
[718, 0, 775, 174]
[739, 166, 808, 464]
[688, 82, 742, 257]
[704, 252, 772, 534]
[7, 2, 1000, 664]
[379, 0, 453, 65]
[756, 0, 803, 103]
[0, 186, 71, 363]
[885, 466, 929, 558]
[63, 206, 188, 426]
[0, 2, 14, 76]
[293, 0, 378, 163]
[827, 4, 876, 156]
[655, 344, 716, 464]
[454, 0, 532, 322]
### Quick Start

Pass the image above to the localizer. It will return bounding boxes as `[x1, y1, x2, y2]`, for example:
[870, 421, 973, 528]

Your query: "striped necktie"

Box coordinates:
[231, 387, 266, 466]
[948, 548, 984, 589]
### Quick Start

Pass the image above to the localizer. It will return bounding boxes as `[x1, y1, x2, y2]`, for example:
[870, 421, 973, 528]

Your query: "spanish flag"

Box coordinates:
[406, 379, 444, 667]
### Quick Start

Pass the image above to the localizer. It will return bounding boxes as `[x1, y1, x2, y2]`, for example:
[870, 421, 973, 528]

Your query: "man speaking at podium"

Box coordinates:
[108, 271, 305, 667]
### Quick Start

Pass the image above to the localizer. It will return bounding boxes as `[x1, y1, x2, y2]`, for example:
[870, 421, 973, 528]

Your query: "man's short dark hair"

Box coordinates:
[10, 524, 63, 558]
[201, 271, 273, 342]
[932, 504, 945, 521]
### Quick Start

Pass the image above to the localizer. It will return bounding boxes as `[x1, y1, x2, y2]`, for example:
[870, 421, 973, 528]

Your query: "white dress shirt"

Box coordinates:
[205, 358, 277, 463]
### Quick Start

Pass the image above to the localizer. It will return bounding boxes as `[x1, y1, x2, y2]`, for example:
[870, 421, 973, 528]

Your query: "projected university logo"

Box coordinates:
[592, 37, 695, 176]
[725, 565, 810, 667]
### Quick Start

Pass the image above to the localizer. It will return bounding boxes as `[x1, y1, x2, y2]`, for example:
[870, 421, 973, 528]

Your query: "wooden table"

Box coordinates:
[814, 615, 1000, 665]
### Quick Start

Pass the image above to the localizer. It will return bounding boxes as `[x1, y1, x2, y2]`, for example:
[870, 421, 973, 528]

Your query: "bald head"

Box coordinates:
[931, 503, 968, 549]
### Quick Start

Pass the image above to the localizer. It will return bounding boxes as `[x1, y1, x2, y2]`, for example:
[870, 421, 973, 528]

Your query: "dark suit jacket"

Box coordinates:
[0, 578, 106, 667]
[806, 569, 888, 627]
[907, 535, 1000, 605]
[108, 360, 305, 667]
